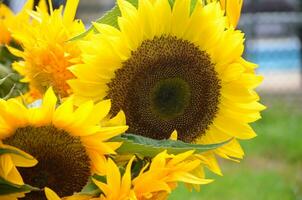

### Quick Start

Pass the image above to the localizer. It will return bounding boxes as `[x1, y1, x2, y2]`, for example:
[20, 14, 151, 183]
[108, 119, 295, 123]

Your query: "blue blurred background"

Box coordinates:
[3, 0, 302, 199]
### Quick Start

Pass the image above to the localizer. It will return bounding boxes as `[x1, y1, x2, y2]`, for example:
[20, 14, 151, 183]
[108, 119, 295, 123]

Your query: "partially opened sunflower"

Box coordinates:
[69, 0, 265, 164]
[8, 0, 85, 101]
[0, 88, 128, 199]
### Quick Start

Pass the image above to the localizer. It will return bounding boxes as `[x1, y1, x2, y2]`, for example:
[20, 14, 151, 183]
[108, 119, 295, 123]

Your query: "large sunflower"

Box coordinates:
[0, 88, 128, 199]
[8, 0, 85, 100]
[70, 0, 265, 161]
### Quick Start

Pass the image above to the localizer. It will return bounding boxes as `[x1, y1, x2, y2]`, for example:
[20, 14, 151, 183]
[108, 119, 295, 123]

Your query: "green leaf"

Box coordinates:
[98, 0, 138, 27]
[131, 157, 149, 177]
[0, 63, 28, 99]
[0, 45, 18, 66]
[79, 174, 106, 196]
[2, 84, 16, 100]
[0, 177, 39, 195]
[70, 0, 137, 41]
[71, 0, 200, 41]
[80, 179, 100, 196]
[69, 5, 120, 41]
[92, 174, 106, 183]
[190, 0, 198, 14]
[110, 133, 232, 157]
[0, 73, 13, 85]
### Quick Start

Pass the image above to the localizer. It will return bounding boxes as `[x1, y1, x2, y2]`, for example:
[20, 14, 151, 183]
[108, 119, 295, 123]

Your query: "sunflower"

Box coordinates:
[0, 88, 128, 199]
[131, 150, 212, 200]
[69, 0, 265, 162]
[8, 0, 85, 101]
[91, 151, 211, 200]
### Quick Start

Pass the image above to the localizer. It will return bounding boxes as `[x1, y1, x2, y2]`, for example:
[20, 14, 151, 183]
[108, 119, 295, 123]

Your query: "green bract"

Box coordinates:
[110, 133, 232, 157]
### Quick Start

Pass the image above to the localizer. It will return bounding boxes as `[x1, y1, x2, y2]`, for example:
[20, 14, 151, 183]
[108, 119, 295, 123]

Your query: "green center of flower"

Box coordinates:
[151, 78, 191, 120]
[108, 36, 221, 142]
[3, 126, 91, 200]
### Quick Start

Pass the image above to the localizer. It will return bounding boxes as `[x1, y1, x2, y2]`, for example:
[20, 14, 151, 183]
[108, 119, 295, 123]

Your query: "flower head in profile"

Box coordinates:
[70, 0, 265, 165]
[0, 88, 128, 199]
[57, 151, 211, 200]
[131, 150, 212, 199]
[8, 0, 85, 101]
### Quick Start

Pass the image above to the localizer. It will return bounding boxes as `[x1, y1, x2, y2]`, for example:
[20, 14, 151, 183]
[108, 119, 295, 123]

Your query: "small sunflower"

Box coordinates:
[0, 88, 128, 199]
[91, 151, 211, 200]
[70, 0, 265, 161]
[8, 0, 85, 100]
[131, 150, 212, 200]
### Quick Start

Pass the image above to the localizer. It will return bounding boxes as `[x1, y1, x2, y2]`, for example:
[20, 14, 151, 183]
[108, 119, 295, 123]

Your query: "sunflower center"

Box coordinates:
[31, 57, 75, 98]
[108, 36, 221, 142]
[151, 78, 191, 120]
[3, 126, 91, 200]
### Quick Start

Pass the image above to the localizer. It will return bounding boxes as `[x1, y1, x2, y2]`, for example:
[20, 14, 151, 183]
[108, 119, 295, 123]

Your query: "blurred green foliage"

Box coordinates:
[170, 97, 302, 200]
[0, 45, 28, 99]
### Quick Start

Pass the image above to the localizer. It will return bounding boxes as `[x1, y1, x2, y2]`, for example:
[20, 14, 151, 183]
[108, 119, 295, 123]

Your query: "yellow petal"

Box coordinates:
[39, 87, 57, 125]
[175, 172, 213, 185]
[138, 0, 156, 39]
[120, 156, 135, 196]
[63, 0, 79, 24]
[106, 158, 121, 193]
[214, 116, 257, 139]
[6, 46, 24, 57]
[38, 0, 48, 12]
[221, 63, 245, 82]
[169, 130, 178, 141]
[87, 100, 111, 124]
[53, 97, 74, 128]
[169, 150, 194, 166]
[153, 0, 172, 35]
[0, 154, 13, 179]
[221, 0, 243, 28]
[2, 144, 37, 167]
[102, 111, 126, 127]
[45, 187, 61, 200]
[171, 0, 190, 37]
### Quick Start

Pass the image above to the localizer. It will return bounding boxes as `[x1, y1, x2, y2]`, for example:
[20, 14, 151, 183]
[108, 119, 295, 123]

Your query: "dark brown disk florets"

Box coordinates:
[3, 126, 91, 200]
[108, 36, 221, 142]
